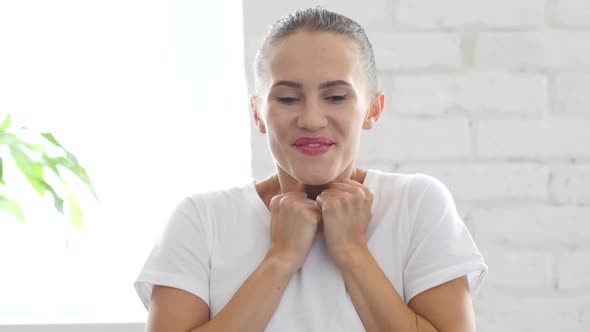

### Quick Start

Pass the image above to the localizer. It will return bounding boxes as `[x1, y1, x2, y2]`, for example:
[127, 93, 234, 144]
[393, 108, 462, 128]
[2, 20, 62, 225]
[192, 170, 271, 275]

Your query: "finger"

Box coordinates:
[293, 200, 320, 208]
[293, 201, 322, 219]
[315, 193, 326, 209]
[278, 191, 307, 203]
[328, 182, 365, 197]
[339, 179, 369, 191]
[270, 193, 290, 208]
[339, 179, 373, 198]
[328, 182, 358, 193]
[315, 190, 345, 208]
[283, 191, 308, 198]
[317, 189, 344, 197]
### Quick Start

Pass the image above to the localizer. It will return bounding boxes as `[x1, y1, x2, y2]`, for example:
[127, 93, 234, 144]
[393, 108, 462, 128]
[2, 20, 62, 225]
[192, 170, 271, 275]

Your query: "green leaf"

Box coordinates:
[37, 180, 65, 214]
[41, 133, 98, 201]
[0, 157, 4, 185]
[0, 195, 25, 223]
[41, 154, 61, 176]
[0, 114, 9, 131]
[1, 127, 96, 230]
[52, 156, 98, 201]
[41, 132, 61, 148]
[7, 143, 66, 214]
[66, 187, 84, 230]
[0, 132, 16, 145]
[9, 145, 45, 196]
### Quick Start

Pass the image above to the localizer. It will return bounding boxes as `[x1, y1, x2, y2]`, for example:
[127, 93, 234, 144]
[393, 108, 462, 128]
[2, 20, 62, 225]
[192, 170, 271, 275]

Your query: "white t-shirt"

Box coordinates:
[135, 169, 488, 331]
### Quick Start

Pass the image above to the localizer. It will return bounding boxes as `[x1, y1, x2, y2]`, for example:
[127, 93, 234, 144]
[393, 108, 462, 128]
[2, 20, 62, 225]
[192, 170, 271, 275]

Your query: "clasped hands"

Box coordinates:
[267, 179, 373, 272]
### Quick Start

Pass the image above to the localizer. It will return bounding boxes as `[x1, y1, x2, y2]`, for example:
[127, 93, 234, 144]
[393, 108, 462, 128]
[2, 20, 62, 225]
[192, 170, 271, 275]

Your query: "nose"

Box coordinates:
[296, 100, 328, 131]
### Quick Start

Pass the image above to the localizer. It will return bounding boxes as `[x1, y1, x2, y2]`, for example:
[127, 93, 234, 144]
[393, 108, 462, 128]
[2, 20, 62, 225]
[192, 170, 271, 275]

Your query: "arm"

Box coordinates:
[146, 254, 298, 332]
[318, 180, 475, 332]
[338, 245, 476, 332]
[147, 192, 321, 332]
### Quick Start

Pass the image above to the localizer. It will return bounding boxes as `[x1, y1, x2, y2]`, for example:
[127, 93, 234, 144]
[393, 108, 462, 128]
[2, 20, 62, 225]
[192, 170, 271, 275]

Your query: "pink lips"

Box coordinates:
[293, 137, 335, 156]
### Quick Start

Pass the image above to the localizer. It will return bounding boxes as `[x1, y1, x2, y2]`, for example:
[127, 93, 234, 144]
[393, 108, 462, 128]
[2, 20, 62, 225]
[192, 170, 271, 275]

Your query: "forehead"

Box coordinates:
[268, 31, 363, 86]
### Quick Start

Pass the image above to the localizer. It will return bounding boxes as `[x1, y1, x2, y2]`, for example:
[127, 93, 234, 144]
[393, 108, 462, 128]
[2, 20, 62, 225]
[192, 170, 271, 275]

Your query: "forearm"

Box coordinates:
[339, 246, 438, 332]
[192, 255, 297, 332]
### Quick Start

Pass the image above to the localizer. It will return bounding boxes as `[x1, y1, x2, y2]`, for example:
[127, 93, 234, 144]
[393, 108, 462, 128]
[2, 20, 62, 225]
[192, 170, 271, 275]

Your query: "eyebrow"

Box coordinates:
[271, 80, 352, 89]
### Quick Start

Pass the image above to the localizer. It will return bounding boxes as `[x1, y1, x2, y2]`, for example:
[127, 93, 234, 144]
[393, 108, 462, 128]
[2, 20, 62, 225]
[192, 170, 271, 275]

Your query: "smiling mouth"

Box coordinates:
[292, 136, 335, 156]
[293, 143, 334, 156]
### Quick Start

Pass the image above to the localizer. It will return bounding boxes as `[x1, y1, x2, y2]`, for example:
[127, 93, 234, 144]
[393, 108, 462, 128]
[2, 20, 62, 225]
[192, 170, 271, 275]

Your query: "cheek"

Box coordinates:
[264, 112, 292, 145]
[265, 113, 286, 133]
[339, 109, 365, 134]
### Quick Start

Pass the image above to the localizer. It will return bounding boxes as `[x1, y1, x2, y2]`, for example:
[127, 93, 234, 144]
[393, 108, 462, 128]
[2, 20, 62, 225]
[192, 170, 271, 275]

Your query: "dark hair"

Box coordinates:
[254, 7, 377, 96]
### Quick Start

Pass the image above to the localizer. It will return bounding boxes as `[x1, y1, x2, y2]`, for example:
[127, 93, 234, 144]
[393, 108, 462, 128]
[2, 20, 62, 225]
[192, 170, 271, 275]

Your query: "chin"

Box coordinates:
[297, 175, 331, 186]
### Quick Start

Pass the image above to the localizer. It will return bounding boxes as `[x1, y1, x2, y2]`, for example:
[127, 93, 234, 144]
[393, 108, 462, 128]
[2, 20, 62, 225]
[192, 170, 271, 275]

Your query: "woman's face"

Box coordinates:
[252, 31, 383, 185]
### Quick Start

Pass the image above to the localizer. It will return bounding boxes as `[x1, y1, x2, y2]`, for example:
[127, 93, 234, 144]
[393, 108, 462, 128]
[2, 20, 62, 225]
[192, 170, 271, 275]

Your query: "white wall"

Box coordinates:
[243, 0, 590, 331]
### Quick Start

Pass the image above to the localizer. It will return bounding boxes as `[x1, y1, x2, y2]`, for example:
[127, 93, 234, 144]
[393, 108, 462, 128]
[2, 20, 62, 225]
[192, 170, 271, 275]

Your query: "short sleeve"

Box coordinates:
[403, 175, 488, 304]
[134, 197, 211, 310]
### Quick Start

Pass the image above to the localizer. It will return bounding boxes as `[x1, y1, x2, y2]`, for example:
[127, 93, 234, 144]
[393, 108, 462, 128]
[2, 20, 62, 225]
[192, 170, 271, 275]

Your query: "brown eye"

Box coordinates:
[276, 97, 300, 104]
[325, 94, 348, 103]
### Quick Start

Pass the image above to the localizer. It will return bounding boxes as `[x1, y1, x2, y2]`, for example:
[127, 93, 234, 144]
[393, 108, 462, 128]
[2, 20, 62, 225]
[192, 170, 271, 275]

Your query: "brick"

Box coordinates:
[395, 0, 544, 28]
[393, 163, 549, 202]
[480, 248, 554, 289]
[370, 32, 461, 70]
[550, 165, 590, 205]
[556, 250, 590, 290]
[554, 73, 590, 114]
[554, 0, 590, 27]
[476, 31, 590, 69]
[477, 118, 590, 160]
[358, 118, 471, 162]
[469, 207, 590, 249]
[476, 290, 588, 332]
[323, 0, 395, 33]
[583, 303, 590, 327]
[391, 73, 547, 115]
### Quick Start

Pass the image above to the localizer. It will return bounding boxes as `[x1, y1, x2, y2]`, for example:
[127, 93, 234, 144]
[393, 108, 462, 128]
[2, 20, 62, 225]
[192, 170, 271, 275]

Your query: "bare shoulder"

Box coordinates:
[146, 285, 210, 332]
[408, 276, 477, 332]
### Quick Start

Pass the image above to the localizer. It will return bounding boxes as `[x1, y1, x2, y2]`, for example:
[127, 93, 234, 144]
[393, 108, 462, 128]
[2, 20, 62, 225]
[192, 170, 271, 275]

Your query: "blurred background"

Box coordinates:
[1, 0, 589, 331]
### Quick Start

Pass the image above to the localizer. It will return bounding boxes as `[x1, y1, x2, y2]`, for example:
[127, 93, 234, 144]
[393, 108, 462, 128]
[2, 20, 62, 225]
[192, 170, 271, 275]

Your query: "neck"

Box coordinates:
[273, 165, 364, 200]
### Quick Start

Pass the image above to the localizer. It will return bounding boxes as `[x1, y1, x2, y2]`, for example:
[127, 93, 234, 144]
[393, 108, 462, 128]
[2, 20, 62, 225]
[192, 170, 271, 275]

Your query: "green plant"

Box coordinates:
[0, 113, 97, 230]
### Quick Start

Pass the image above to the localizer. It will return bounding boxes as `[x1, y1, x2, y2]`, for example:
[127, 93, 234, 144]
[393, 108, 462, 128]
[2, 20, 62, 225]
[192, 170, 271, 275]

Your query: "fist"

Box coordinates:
[316, 179, 373, 267]
[267, 192, 322, 271]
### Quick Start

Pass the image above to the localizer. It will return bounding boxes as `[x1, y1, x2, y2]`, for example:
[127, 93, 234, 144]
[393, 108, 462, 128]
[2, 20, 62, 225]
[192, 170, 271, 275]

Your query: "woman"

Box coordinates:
[135, 7, 488, 332]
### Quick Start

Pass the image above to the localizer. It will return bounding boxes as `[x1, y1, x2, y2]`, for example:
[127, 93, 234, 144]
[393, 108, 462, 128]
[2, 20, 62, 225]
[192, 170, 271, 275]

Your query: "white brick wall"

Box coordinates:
[476, 292, 589, 331]
[478, 118, 590, 160]
[371, 32, 461, 70]
[393, 163, 549, 202]
[359, 117, 472, 162]
[554, 73, 590, 115]
[390, 73, 547, 115]
[395, 0, 545, 29]
[476, 31, 590, 69]
[482, 249, 554, 289]
[469, 207, 590, 249]
[556, 251, 590, 290]
[243, 1, 590, 330]
[550, 165, 590, 205]
[553, 0, 590, 27]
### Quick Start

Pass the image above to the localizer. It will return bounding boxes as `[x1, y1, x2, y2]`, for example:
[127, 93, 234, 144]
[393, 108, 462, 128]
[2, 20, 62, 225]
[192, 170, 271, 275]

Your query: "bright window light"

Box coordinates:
[0, 0, 249, 324]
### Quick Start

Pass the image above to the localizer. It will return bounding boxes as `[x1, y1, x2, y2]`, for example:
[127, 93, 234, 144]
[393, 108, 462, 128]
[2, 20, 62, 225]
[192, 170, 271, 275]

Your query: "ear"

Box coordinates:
[362, 92, 385, 130]
[250, 95, 266, 134]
